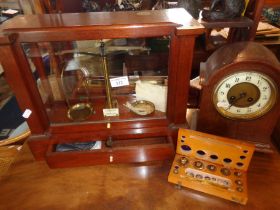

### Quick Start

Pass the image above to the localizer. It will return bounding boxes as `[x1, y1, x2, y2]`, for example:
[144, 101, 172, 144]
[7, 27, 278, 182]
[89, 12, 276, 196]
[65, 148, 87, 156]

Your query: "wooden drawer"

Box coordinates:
[46, 136, 174, 168]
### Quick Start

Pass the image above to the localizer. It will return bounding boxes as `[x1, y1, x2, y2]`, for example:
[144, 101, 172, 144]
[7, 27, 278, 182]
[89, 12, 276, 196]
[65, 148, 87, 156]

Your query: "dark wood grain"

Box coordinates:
[243, 0, 265, 41]
[46, 136, 174, 168]
[1, 8, 204, 42]
[264, 0, 280, 7]
[272, 119, 280, 151]
[0, 144, 279, 209]
[168, 35, 195, 124]
[198, 17, 253, 29]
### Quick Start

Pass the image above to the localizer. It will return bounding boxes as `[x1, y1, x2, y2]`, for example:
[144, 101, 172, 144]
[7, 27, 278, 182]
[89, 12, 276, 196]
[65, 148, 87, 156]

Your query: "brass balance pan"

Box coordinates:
[67, 103, 93, 121]
[130, 100, 155, 116]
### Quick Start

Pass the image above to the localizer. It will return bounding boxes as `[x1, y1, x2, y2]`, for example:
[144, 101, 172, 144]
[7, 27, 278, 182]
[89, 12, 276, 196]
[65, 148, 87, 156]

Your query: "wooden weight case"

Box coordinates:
[168, 128, 255, 204]
[0, 9, 204, 168]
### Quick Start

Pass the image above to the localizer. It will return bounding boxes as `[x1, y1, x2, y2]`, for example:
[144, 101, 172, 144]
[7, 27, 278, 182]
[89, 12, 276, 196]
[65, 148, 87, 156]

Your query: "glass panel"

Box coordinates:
[23, 36, 170, 125]
[0, 69, 27, 141]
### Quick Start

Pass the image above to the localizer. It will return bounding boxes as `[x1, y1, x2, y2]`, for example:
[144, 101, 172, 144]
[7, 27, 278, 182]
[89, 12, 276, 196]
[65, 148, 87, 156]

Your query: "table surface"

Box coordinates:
[0, 144, 279, 210]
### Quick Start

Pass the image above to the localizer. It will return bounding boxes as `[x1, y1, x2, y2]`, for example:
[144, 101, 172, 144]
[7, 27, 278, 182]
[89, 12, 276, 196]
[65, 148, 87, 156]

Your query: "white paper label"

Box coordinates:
[110, 76, 129, 88]
[103, 108, 119, 117]
[22, 109, 32, 119]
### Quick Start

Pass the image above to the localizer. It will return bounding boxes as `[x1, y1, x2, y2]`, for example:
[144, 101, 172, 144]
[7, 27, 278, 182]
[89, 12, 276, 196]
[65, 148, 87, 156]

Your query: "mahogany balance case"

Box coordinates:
[0, 9, 204, 168]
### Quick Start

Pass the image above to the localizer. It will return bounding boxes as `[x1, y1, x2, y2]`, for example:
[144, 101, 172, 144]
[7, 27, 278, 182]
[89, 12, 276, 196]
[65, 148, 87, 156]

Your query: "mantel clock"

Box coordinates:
[197, 42, 280, 152]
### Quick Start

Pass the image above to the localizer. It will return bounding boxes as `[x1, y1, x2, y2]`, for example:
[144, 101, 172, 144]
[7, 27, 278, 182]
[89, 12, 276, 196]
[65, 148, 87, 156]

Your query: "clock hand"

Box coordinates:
[226, 92, 247, 110]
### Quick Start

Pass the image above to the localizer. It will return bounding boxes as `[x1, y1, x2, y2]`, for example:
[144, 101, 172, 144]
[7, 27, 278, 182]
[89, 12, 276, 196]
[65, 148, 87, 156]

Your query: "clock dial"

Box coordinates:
[213, 71, 277, 120]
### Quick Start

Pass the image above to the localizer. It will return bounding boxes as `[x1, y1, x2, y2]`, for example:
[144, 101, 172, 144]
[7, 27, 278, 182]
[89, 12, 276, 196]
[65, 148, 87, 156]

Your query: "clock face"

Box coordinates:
[213, 71, 277, 120]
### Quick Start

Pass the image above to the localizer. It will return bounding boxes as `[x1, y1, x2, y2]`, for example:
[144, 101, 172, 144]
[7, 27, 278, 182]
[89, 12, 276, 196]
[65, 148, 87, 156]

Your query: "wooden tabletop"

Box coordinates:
[0, 144, 279, 210]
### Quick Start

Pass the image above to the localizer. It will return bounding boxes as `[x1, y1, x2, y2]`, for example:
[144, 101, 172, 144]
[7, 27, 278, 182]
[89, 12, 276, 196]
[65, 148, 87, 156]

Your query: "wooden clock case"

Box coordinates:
[0, 9, 204, 168]
[197, 42, 280, 152]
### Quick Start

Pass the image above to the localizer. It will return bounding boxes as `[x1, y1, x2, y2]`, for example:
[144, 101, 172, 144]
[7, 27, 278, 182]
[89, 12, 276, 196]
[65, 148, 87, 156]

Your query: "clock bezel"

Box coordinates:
[212, 71, 278, 120]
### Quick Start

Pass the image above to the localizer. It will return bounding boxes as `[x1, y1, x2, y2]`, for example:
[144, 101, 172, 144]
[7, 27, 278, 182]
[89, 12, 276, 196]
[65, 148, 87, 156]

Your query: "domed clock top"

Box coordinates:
[197, 42, 280, 152]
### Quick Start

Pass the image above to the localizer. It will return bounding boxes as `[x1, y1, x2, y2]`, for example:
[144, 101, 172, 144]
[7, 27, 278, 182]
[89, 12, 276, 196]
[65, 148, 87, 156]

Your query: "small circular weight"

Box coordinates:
[235, 180, 243, 186]
[180, 157, 189, 165]
[173, 167, 179, 174]
[236, 187, 244, 192]
[193, 161, 204, 169]
[207, 164, 217, 172]
[234, 171, 243, 177]
[195, 174, 203, 179]
[220, 168, 231, 176]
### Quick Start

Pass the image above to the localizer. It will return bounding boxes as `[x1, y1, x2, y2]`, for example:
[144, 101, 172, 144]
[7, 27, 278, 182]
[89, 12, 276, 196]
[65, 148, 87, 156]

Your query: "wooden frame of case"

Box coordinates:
[0, 8, 204, 168]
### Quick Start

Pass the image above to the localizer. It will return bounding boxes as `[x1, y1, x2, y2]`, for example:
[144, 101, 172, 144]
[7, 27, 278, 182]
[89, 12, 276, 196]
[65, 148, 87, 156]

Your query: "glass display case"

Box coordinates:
[32, 38, 169, 123]
[0, 8, 204, 168]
